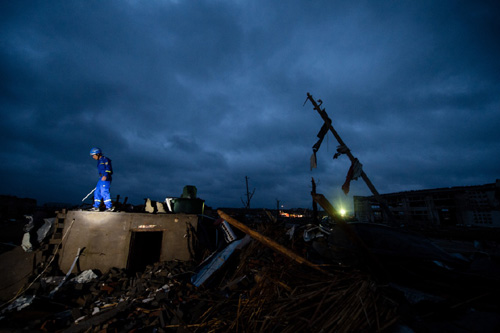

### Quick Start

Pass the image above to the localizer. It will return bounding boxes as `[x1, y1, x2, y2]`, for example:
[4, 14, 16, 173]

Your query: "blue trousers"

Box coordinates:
[94, 179, 112, 209]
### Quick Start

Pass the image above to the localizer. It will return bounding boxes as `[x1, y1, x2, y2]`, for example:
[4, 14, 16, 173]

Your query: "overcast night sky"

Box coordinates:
[1, 1, 499, 212]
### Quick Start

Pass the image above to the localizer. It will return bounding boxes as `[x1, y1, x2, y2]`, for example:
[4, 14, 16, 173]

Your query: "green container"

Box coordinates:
[172, 198, 204, 214]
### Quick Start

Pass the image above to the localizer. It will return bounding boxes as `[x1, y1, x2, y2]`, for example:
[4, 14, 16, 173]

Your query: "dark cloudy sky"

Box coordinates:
[1, 1, 499, 212]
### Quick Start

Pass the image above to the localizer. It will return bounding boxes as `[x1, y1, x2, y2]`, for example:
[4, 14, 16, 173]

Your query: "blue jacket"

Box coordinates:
[97, 156, 113, 181]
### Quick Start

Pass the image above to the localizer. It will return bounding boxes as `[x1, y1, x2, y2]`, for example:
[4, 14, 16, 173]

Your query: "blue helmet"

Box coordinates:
[90, 147, 102, 156]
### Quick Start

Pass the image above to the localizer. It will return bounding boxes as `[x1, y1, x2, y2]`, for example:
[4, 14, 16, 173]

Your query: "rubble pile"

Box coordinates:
[190, 239, 399, 332]
[0, 221, 401, 332]
[1, 261, 197, 331]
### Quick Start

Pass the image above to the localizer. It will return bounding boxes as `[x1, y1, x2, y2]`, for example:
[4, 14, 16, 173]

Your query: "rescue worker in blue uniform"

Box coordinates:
[89, 147, 115, 212]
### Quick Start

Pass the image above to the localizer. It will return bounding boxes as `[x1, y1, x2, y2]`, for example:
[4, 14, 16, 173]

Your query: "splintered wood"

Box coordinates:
[194, 251, 398, 332]
[194, 213, 399, 332]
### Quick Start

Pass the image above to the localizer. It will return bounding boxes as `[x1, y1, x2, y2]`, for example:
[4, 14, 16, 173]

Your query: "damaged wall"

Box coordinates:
[354, 180, 500, 227]
[58, 211, 198, 274]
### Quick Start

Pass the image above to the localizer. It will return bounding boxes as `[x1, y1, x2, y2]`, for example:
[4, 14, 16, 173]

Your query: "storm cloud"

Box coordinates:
[1, 0, 499, 211]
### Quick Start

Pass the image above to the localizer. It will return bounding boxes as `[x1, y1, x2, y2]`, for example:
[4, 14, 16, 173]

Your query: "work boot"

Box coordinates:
[105, 207, 116, 212]
[88, 207, 100, 212]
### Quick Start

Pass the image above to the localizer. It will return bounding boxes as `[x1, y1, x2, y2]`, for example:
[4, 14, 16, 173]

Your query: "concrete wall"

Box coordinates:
[58, 210, 198, 273]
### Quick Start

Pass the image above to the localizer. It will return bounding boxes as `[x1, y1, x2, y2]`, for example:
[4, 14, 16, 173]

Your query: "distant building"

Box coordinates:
[353, 180, 500, 228]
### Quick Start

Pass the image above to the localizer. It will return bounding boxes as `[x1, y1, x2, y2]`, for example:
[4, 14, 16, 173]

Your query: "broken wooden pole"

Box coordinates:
[312, 193, 363, 242]
[217, 210, 329, 275]
[311, 177, 318, 223]
[306, 92, 396, 225]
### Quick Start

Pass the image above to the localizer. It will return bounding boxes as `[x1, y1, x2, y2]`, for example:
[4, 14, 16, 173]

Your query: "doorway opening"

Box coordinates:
[127, 231, 163, 273]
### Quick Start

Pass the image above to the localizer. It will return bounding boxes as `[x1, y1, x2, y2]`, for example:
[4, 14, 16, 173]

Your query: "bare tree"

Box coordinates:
[241, 176, 255, 209]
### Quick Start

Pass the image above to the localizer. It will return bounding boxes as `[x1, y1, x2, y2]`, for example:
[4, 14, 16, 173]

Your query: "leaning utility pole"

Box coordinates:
[305, 92, 396, 225]
[241, 176, 255, 209]
[311, 177, 318, 223]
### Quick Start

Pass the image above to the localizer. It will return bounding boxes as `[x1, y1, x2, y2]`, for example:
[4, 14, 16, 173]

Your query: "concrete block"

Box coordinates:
[58, 211, 198, 274]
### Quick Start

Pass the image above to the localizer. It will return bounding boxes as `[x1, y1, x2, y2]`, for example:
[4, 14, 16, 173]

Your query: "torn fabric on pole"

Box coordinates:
[310, 118, 332, 170]
[342, 158, 363, 195]
[333, 144, 349, 159]
[310, 152, 317, 170]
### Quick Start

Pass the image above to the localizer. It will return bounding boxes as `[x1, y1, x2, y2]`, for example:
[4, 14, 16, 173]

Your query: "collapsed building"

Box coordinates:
[51, 185, 205, 274]
[56, 210, 198, 274]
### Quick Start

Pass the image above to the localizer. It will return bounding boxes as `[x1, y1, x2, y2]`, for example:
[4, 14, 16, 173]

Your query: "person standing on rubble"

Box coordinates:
[89, 147, 115, 212]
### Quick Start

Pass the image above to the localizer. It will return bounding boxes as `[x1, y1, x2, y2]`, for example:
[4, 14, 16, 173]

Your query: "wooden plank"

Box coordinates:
[217, 210, 329, 275]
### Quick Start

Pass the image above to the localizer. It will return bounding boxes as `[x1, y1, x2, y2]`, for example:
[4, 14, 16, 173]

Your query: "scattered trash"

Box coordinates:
[2, 295, 35, 313]
[36, 217, 55, 243]
[21, 232, 32, 252]
[21, 216, 55, 252]
[71, 270, 98, 284]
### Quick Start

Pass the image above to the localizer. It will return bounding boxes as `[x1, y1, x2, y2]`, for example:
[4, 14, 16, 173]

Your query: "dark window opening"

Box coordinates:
[127, 231, 163, 273]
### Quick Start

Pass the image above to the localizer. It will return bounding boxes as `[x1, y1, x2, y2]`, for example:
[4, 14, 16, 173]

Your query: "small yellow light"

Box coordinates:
[339, 209, 346, 217]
